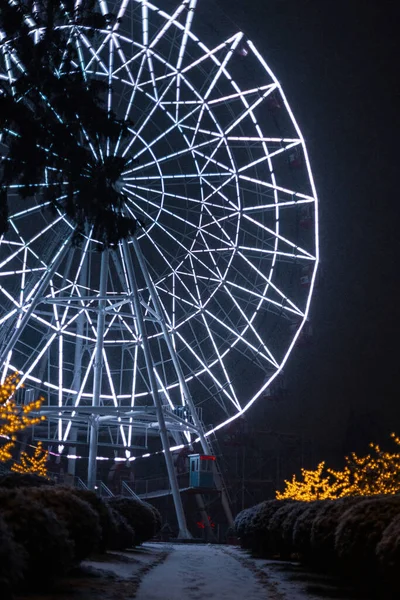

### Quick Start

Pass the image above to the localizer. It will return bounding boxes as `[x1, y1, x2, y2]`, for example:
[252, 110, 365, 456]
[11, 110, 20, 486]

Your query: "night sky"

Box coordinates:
[211, 0, 399, 466]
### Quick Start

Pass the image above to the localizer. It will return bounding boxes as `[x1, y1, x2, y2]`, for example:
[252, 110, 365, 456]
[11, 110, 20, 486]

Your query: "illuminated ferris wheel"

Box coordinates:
[0, 0, 318, 533]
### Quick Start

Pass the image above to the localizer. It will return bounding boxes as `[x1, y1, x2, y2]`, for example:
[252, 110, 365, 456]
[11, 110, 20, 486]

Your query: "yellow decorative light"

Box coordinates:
[0, 373, 46, 463]
[11, 441, 49, 478]
[276, 432, 400, 501]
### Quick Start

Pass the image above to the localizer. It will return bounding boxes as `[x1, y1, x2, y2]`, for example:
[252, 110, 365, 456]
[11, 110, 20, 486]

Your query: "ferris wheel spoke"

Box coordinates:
[235, 250, 303, 315]
[239, 173, 315, 204]
[123, 101, 202, 163]
[124, 182, 233, 213]
[141, 235, 202, 313]
[188, 254, 241, 410]
[237, 141, 302, 175]
[243, 198, 315, 213]
[77, 30, 111, 76]
[241, 213, 315, 259]
[124, 132, 223, 175]
[189, 231, 280, 366]
[123, 188, 200, 232]
[125, 203, 225, 284]
[194, 230, 280, 365]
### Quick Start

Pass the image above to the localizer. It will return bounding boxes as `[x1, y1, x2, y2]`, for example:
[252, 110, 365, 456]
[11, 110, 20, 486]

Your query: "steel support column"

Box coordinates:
[122, 239, 191, 539]
[87, 249, 109, 490]
[68, 249, 88, 476]
[132, 236, 234, 527]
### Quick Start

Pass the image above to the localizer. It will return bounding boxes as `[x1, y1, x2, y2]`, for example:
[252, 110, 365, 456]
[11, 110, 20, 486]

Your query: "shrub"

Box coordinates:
[234, 503, 263, 549]
[292, 500, 326, 561]
[269, 501, 309, 559]
[0, 472, 53, 489]
[335, 496, 400, 580]
[376, 513, 400, 588]
[108, 507, 135, 550]
[27, 487, 101, 561]
[0, 489, 74, 588]
[145, 501, 162, 536]
[310, 496, 365, 569]
[0, 513, 26, 593]
[251, 499, 293, 557]
[108, 496, 156, 545]
[66, 488, 118, 552]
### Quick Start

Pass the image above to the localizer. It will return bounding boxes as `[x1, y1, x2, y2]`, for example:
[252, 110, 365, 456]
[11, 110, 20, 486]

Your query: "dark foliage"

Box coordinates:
[310, 496, 366, 569]
[0, 488, 74, 588]
[292, 500, 326, 561]
[0, 0, 138, 247]
[250, 499, 294, 557]
[234, 503, 263, 549]
[334, 496, 400, 580]
[143, 501, 162, 536]
[0, 513, 26, 591]
[27, 487, 101, 561]
[376, 513, 400, 588]
[269, 501, 309, 559]
[108, 496, 156, 545]
[108, 506, 136, 550]
[0, 472, 53, 489]
[65, 487, 118, 552]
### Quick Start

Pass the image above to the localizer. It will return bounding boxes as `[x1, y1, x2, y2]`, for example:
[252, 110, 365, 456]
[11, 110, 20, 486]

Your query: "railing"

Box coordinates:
[75, 477, 88, 490]
[95, 480, 114, 498]
[133, 472, 190, 498]
[121, 480, 143, 502]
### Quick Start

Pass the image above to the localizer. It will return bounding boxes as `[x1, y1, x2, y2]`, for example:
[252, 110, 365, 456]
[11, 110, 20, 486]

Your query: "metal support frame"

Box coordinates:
[68, 249, 88, 476]
[122, 239, 191, 539]
[132, 236, 234, 529]
[87, 250, 109, 490]
[0, 233, 72, 369]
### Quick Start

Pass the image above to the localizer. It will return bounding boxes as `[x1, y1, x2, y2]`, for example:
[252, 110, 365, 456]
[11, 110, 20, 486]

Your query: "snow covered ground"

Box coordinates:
[134, 544, 368, 600]
[15, 543, 368, 600]
[134, 543, 273, 600]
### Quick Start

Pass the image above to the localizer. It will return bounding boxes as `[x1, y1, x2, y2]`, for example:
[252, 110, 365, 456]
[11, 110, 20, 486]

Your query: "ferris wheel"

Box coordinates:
[0, 0, 318, 532]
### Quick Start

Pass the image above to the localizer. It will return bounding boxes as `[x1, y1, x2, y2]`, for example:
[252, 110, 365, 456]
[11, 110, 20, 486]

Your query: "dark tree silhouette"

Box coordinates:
[0, 0, 138, 247]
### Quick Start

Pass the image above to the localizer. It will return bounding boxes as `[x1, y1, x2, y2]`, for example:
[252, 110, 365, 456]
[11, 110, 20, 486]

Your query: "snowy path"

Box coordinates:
[134, 544, 276, 600]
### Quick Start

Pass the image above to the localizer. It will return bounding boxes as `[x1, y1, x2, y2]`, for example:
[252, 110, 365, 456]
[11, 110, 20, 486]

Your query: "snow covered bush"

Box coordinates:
[310, 496, 365, 568]
[27, 487, 101, 561]
[234, 503, 263, 549]
[292, 500, 326, 561]
[269, 501, 308, 559]
[335, 496, 400, 580]
[108, 496, 156, 545]
[66, 488, 118, 552]
[0, 472, 53, 489]
[145, 501, 162, 536]
[0, 488, 74, 588]
[0, 513, 26, 593]
[250, 499, 293, 557]
[108, 507, 136, 550]
[376, 513, 400, 587]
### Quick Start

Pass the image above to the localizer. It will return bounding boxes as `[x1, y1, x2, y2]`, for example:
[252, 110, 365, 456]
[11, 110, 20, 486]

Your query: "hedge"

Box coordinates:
[108, 496, 159, 545]
[0, 488, 74, 589]
[335, 496, 400, 580]
[0, 513, 26, 594]
[27, 487, 102, 561]
[233, 495, 400, 595]
[269, 501, 309, 559]
[66, 487, 118, 552]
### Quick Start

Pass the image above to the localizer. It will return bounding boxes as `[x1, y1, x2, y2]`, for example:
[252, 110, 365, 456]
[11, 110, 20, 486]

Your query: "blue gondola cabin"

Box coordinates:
[189, 454, 215, 489]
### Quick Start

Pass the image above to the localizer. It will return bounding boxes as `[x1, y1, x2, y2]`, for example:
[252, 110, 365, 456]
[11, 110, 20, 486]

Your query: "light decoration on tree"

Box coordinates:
[0, 373, 46, 462]
[277, 433, 400, 500]
[11, 440, 49, 478]
[276, 462, 340, 501]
